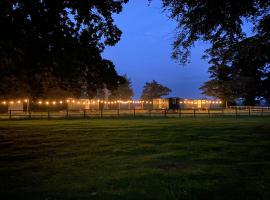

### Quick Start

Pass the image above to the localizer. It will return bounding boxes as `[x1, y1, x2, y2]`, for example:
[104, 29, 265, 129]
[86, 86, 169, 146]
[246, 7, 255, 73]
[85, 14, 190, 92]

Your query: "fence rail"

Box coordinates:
[1, 107, 270, 120]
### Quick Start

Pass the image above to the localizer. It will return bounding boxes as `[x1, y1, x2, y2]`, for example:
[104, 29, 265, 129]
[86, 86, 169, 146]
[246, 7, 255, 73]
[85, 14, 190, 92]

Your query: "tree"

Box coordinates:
[141, 80, 171, 100]
[110, 75, 134, 100]
[0, 0, 128, 99]
[201, 16, 270, 105]
[159, 0, 270, 64]
[159, 0, 270, 105]
[200, 64, 236, 106]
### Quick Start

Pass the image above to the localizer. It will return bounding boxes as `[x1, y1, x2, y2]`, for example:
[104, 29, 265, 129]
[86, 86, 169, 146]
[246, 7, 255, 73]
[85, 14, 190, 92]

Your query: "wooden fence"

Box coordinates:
[1, 107, 270, 120]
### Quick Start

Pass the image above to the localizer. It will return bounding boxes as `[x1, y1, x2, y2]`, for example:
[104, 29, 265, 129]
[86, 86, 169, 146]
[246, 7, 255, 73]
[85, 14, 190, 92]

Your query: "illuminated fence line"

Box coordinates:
[1, 107, 270, 120]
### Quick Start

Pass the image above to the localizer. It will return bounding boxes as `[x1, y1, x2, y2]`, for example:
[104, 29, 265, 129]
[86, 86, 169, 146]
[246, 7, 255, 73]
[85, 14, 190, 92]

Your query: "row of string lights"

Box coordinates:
[0, 99, 152, 105]
[0, 99, 222, 105]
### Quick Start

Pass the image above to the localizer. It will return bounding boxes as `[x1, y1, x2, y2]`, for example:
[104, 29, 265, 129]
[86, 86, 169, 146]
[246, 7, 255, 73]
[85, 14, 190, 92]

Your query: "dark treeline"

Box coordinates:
[0, 0, 128, 100]
[160, 0, 270, 105]
[1, 0, 269, 105]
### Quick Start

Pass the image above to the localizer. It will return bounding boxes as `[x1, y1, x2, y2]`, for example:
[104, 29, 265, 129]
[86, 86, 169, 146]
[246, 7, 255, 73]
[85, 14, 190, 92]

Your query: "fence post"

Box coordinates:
[83, 109, 86, 119]
[66, 109, 69, 118]
[117, 109, 120, 118]
[100, 108, 103, 119]
[235, 107, 238, 119]
[164, 109, 167, 118]
[179, 108, 181, 118]
[134, 108, 136, 117]
[149, 110, 151, 118]
[9, 110, 12, 120]
[208, 109, 210, 118]
[222, 108, 224, 117]
[261, 108, 264, 116]
[47, 110, 50, 120]
[193, 109, 196, 118]
[29, 110, 31, 119]
[248, 107, 251, 117]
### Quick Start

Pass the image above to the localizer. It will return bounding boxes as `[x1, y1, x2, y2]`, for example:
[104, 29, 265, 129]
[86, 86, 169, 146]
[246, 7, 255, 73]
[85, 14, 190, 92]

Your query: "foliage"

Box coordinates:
[201, 16, 270, 105]
[200, 64, 236, 106]
[141, 80, 171, 99]
[110, 75, 134, 100]
[159, 0, 270, 105]
[160, 0, 270, 64]
[0, 0, 128, 99]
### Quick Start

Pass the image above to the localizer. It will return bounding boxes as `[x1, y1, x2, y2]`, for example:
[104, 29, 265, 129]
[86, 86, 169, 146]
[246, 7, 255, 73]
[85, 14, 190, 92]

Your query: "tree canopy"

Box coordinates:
[160, 0, 270, 64]
[0, 0, 128, 99]
[160, 0, 270, 105]
[110, 75, 134, 100]
[141, 80, 171, 100]
[201, 15, 270, 105]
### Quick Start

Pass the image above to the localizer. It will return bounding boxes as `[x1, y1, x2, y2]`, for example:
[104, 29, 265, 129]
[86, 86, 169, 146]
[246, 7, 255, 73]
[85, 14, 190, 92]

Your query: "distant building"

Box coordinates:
[153, 98, 169, 109]
[153, 98, 222, 109]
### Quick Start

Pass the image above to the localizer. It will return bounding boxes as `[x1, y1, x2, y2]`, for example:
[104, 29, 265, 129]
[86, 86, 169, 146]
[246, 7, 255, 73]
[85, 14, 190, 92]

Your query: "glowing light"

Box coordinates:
[10, 101, 14, 104]
[38, 101, 42, 105]
[52, 101, 56, 105]
[59, 101, 63, 104]
[72, 100, 75, 103]
[66, 100, 70, 103]
[45, 101, 49, 105]
[17, 100, 21, 104]
[24, 99, 28, 103]
[2, 101, 6, 105]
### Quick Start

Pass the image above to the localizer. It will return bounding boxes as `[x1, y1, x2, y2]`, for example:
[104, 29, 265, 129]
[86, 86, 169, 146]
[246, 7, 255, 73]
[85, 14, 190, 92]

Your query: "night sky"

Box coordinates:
[103, 0, 210, 99]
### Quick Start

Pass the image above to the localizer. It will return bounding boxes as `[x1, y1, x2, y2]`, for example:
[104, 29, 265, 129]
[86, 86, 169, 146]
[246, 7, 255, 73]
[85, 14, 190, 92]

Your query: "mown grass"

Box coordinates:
[0, 118, 270, 200]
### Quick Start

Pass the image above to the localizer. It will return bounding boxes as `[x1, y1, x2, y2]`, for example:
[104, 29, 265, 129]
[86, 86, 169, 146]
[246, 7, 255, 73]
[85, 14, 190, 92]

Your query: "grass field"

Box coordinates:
[1, 118, 270, 200]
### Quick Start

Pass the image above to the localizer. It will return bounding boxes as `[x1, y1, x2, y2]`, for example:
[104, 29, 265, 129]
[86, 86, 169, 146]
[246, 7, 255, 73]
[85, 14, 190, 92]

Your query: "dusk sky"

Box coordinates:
[103, 0, 210, 99]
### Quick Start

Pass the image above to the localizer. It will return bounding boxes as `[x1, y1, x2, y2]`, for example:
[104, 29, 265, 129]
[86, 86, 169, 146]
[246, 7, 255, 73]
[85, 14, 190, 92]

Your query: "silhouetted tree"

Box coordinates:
[0, 0, 128, 99]
[158, 0, 270, 105]
[200, 64, 236, 106]
[158, 0, 270, 64]
[141, 80, 171, 99]
[202, 16, 270, 105]
[110, 75, 134, 100]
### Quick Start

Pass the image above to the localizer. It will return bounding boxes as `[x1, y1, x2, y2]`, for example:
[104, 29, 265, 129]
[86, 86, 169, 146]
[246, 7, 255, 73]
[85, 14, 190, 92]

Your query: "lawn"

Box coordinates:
[0, 118, 270, 200]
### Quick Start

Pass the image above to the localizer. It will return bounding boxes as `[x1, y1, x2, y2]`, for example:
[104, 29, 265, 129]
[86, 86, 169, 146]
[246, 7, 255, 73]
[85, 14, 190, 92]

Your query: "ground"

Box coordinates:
[0, 118, 270, 200]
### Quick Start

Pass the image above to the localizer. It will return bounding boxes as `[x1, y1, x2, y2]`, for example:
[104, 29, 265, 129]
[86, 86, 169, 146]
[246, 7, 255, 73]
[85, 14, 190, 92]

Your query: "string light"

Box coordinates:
[0, 98, 222, 106]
